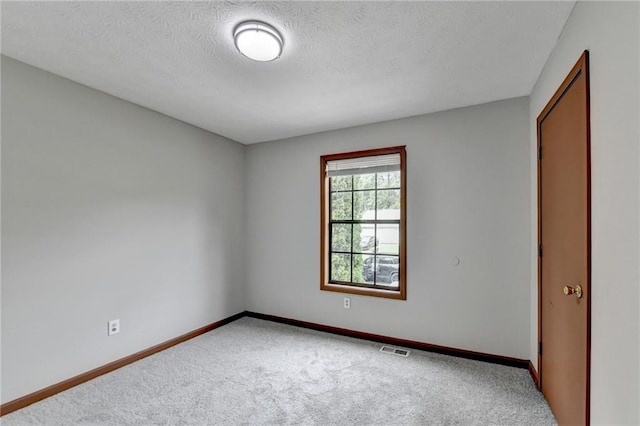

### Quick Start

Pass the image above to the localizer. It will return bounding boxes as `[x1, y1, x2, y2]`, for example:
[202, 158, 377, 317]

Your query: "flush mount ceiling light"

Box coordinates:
[233, 21, 283, 62]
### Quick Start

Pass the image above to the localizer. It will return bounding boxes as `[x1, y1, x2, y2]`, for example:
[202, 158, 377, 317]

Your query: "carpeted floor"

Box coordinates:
[2, 317, 556, 425]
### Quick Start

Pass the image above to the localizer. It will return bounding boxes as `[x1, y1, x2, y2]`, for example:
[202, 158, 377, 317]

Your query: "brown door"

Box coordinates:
[537, 51, 591, 425]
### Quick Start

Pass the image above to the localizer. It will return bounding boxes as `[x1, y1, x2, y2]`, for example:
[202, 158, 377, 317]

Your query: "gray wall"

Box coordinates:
[528, 2, 640, 423]
[245, 97, 532, 359]
[1, 56, 246, 403]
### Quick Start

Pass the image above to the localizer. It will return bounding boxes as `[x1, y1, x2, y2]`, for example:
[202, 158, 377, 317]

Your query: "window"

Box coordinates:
[320, 146, 406, 299]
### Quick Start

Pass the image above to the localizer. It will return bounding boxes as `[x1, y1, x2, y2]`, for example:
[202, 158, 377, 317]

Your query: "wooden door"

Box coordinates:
[537, 51, 591, 425]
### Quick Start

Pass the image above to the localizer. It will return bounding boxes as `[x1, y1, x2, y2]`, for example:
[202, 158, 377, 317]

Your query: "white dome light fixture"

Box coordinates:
[233, 21, 283, 62]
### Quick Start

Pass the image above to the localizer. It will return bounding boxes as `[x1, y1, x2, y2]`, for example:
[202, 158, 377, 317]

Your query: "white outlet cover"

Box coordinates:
[344, 297, 351, 309]
[108, 319, 120, 336]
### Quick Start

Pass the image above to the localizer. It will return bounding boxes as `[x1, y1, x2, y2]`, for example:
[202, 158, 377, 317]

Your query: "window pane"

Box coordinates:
[331, 253, 351, 282]
[352, 223, 362, 253]
[331, 224, 352, 252]
[330, 176, 352, 192]
[331, 192, 352, 220]
[376, 224, 399, 255]
[353, 190, 375, 220]
[376, 189, 400, 218]
[359, 255, 375, 284]
[354, 173, 376, 190]
[374, 255, 399, 287]
[352, 254, 369, 284]
[377, 171, 401, 189]
[353, 223, 375, 254]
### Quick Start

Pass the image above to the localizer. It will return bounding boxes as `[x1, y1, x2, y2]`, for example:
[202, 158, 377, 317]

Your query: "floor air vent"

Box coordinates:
[380, 346, 410, 357]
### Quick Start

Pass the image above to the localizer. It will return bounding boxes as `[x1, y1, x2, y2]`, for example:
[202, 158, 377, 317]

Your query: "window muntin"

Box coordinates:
[321, 146, 406, 300]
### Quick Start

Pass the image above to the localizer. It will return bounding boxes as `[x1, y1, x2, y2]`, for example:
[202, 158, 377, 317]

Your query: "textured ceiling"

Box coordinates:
[1, 1, 575, 144]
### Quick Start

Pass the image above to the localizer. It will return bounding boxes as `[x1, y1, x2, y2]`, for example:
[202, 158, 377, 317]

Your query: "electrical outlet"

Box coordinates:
[108, 319, 120, 336]
[343, 297, 351, 309]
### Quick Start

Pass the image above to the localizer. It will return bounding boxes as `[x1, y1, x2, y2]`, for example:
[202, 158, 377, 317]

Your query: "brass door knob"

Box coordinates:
[563, 284, 583, 299]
